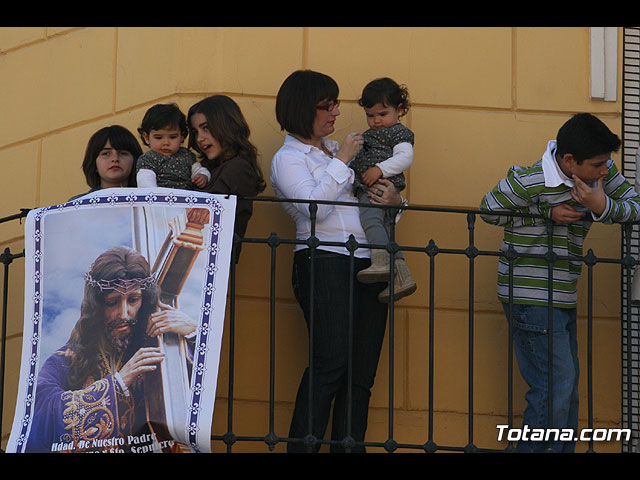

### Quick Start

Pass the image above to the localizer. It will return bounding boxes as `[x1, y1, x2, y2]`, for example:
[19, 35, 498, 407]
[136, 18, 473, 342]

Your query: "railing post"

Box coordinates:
[545, 218, 556, 453]
[584, 248, 597, 453]
[424, 239, 438, 453]
[504, 244, 518, 452]
[465, 213, 478, 453]
[343, 233, 359, 453]
[266, 232, 281, 451]
[1, 246, 24, 453]
[304, 202, 319, 452]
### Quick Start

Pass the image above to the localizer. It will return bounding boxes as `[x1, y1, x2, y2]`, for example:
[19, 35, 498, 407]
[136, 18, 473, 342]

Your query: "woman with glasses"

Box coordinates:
[271, 70, 403, 453]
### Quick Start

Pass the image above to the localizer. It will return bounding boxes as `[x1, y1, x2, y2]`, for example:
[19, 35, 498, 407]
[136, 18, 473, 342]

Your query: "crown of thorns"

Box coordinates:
[84, 272, 157, 294]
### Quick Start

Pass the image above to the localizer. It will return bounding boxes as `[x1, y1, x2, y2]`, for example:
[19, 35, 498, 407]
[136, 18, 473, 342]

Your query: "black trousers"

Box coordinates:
[288, 249, 388, 453]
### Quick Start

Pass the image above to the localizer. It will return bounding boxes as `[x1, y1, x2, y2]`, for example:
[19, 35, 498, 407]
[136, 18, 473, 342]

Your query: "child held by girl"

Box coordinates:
[351, 77, 416, 302]
[136, 103, 210, 190]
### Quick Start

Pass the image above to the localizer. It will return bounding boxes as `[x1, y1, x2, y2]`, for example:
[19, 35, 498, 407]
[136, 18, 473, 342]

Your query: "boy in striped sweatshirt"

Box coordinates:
[480, 113, 640, 452]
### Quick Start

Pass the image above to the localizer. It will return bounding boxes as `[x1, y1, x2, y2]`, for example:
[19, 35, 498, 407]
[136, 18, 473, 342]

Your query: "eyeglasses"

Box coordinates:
[316, 99, 340, 112]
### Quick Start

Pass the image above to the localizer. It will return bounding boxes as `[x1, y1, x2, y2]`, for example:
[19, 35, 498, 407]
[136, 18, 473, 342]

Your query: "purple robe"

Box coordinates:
[25, 339, 194, 453]
[25, 346, 149, 453]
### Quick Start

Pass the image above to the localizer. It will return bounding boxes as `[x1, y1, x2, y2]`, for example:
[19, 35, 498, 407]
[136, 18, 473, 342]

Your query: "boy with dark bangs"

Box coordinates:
[480, 113, 640, 452]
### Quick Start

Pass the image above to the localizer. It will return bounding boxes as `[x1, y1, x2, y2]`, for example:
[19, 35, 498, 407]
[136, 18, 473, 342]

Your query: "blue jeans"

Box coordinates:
[503, 303, 579, 453]
[288, 249, 388, 453]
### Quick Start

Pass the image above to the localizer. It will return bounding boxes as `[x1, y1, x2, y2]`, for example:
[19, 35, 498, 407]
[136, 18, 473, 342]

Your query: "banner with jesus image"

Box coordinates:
[7, 188, 236, 453]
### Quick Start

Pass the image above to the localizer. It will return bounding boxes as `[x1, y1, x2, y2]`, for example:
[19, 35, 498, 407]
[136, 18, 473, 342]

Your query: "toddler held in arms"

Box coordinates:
[351, 77, 416, 302]
[136, 103, 210, 190]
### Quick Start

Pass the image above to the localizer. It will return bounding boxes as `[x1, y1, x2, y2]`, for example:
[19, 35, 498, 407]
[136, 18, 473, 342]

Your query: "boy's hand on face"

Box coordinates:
[551, 203, 586, 224]
[571, 174, 607, 216]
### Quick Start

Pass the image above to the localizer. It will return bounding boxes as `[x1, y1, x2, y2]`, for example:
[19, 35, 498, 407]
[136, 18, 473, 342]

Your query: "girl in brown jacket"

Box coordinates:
[187, 95, 266, 262]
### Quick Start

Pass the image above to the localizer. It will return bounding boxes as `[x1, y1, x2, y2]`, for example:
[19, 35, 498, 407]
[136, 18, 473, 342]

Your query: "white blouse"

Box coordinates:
[270, 134, 371, 258]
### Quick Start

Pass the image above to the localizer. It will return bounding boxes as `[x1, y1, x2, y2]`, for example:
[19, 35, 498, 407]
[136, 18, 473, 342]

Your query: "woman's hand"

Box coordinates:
[367, 178, 403, 207]
[118, 347, 165, 387]
[146, 301, 198, 338]
[335, 132, 363, 164]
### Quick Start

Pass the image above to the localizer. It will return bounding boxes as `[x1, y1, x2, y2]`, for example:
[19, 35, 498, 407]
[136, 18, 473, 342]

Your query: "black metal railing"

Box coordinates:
[0, 198, 637, 453]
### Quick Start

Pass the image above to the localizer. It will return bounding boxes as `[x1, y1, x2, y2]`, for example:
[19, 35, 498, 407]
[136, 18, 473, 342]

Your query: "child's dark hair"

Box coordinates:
[187, 95, 266, 193]
[82, 125, 142, 189]
[358, 77, 410, 116]
[556, 113, 621, 163]
[137, 103, 188, 146]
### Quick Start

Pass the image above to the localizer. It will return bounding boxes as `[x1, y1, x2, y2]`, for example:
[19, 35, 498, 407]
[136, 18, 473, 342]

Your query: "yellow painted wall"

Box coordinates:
[0, 27, 625, 453]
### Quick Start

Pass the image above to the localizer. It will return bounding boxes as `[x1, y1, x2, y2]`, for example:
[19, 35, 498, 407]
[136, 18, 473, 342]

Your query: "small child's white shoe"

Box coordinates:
[357, 250, 390, 284]
[378, 258, 417, 303]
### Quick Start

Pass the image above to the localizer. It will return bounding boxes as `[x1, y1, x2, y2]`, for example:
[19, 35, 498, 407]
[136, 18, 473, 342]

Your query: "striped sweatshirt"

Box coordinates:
[480, 141, 640, 308]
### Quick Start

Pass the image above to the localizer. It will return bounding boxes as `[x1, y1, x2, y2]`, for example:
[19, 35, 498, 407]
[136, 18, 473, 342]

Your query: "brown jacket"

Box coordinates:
[202, 156, 260, 262]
